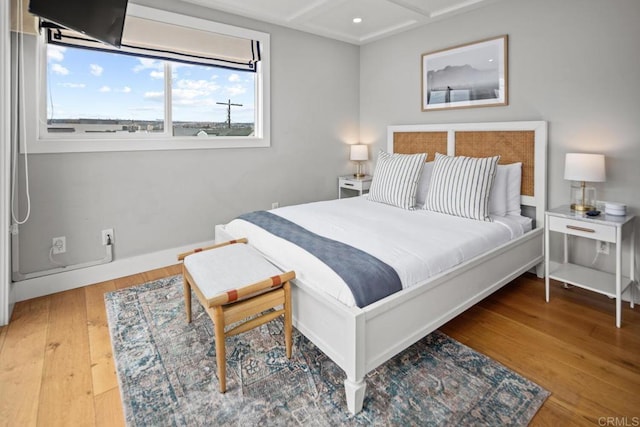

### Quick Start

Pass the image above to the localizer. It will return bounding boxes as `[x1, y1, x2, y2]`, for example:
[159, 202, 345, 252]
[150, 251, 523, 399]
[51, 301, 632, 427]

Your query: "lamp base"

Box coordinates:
[353, 161, 366, 179]
[569, 182, 596, 213]
[571, 203, 595, 212]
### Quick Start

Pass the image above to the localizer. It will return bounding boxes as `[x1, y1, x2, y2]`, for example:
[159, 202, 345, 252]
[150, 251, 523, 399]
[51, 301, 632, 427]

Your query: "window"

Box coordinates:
[46, 47, 256, 137]
[31, 4, 270, 153]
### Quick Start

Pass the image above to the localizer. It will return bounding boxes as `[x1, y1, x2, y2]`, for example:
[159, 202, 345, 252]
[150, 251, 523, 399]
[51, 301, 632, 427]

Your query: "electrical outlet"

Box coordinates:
[596, 240, 610, 255]
[271, 202, 279, 209]
[52, 236, 66, 254]
[102, 228, 114, 245]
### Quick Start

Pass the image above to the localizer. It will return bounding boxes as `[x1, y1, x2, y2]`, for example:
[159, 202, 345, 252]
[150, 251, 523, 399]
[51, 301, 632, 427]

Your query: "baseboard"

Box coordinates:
[13, 240, 215, 302]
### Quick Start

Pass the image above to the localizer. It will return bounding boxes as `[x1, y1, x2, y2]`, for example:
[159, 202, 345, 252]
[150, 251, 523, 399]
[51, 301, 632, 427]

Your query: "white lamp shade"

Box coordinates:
[350, 144, 368, 161]
[564, 153, 606, 182]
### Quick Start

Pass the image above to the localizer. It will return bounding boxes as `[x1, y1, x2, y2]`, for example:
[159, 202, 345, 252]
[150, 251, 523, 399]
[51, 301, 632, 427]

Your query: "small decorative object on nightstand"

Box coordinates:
[350, 144, 368, 178]
[338, 175, 372, 199]
[544, 206, 636, 327]
[564, 153, 606, 211]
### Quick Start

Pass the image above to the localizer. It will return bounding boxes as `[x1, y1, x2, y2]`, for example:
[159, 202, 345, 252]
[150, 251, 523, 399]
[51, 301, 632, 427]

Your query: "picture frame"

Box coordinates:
[421, 35, 508, 111]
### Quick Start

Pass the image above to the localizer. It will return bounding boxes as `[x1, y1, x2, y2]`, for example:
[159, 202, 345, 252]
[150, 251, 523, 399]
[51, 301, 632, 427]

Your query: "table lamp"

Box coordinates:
[350, 144, 368, 178]
[564, 153, 605, 211]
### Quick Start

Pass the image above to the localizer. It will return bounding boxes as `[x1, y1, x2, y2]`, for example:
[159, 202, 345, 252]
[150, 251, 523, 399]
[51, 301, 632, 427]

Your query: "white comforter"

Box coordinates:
[225, 196, 531, 307]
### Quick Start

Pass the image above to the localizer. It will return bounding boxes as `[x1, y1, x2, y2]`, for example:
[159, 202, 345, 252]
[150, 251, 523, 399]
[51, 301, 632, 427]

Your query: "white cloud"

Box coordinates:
[47, 45, 66, 62]
[228, 74, 240, 82]
[167, 79, 221, 108]
[99, 86, 112, 92]
[225, 84, 246, 97]
[61, 83, 86, 88]
[120, 86, 132, 93]
[90, 64, 103, 77]
[175, 79, 220, 92]
[150, 70, 164, 79]
[172, 89, 206, 101]
[172, 89, 215, 106]
[168, 76, 249, 110]
[50, 63, 69, 76]
[144, 91, 164, 101]
[133, 58, 163, 73]
[172, 97, 218, 107]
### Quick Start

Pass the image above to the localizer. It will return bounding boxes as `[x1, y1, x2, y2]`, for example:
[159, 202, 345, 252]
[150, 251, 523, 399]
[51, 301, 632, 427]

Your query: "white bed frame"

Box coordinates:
[215, 121, 547, 414]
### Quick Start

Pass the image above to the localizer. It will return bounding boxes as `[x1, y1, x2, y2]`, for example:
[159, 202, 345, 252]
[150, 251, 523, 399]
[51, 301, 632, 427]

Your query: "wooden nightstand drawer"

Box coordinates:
[547, 215, 616, 242]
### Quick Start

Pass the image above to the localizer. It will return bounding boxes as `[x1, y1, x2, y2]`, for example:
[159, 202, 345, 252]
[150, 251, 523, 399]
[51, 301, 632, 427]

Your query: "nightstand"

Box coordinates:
[338, 175, 372, 199]
[544, 206, 636, 327]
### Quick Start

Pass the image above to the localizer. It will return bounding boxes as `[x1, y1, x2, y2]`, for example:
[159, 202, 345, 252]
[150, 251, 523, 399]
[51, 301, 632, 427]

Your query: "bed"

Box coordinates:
[214, 121, 547, 414]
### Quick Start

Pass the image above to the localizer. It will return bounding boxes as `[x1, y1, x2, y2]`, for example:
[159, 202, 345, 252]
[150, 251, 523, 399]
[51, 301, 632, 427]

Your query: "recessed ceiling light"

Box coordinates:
[352, 17, 362, 24]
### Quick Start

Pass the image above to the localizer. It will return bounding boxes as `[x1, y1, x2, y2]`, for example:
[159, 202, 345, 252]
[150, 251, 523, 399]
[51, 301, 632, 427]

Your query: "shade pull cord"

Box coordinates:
[10, 0, 32, 225]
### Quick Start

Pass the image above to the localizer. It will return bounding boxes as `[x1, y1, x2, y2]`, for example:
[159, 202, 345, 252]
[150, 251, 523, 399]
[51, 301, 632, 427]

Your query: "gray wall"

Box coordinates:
[360, 0, 640, 274]
[14, 0, 360, 273]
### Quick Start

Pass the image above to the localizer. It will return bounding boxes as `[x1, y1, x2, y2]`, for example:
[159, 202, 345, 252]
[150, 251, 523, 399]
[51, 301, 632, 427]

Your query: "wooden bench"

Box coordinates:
[178, 238, 295, 392]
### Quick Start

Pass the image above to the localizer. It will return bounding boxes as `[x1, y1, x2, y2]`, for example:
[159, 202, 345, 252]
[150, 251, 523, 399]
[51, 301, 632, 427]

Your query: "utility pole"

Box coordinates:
[216, 99, 243, 128]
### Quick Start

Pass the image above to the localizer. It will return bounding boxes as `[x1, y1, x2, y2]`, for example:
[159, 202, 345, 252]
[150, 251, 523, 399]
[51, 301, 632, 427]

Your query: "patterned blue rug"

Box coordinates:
[105, 275, 549, 426]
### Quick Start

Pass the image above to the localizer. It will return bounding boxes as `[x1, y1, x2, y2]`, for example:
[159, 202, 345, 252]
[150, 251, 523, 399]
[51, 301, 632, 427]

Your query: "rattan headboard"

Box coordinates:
[387, 121, 547, 226]
[393, 132, 447, 162]
[393, 130, 535, 197]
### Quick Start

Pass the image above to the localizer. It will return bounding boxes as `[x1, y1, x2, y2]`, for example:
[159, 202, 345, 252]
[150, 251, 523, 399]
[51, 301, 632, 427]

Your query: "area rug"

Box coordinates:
[105, 275, 549, 426]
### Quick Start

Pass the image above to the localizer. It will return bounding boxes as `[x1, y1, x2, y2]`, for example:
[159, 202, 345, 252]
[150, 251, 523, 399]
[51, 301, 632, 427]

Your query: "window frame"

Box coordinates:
[28, 4, 270, 153]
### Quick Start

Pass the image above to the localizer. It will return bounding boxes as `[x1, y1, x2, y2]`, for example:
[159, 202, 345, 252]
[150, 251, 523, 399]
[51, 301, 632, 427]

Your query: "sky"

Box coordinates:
[46, 44, 256, 123]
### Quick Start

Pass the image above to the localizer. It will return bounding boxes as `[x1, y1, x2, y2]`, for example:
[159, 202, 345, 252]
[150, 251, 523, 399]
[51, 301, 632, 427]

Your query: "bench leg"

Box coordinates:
[182, 267, 192, 323]
[213, 306, 227, 393]
[283, 281, 292, 359]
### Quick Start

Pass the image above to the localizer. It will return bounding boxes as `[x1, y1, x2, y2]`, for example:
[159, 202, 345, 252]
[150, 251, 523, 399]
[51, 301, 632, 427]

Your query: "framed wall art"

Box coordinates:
[421, 35, 508, 111]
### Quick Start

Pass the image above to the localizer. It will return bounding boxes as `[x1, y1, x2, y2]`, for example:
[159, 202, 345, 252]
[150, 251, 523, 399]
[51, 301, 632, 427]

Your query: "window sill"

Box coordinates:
[26, 136, 271, 153]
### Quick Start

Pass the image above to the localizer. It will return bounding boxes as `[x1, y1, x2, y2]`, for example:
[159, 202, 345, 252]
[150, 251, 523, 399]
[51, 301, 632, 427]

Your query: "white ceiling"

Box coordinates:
[180, 0, 504, 45]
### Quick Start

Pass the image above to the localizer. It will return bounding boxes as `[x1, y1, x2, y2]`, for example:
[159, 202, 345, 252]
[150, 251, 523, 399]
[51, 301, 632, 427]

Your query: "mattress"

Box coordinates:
[225, 196, 532, 307]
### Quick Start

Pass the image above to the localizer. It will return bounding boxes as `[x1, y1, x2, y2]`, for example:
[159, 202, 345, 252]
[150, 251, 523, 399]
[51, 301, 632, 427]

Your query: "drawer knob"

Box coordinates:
[566, 225, 595, 233]
[344, 183, 354, 187]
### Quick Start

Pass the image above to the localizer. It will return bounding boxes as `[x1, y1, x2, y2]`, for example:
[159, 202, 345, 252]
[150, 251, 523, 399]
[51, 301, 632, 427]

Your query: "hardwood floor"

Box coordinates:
[0, 268, 638, 426]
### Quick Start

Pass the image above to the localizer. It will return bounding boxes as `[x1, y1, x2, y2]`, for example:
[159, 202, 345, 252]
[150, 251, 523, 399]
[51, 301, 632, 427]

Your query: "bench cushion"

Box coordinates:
[184, 244, 282, 300]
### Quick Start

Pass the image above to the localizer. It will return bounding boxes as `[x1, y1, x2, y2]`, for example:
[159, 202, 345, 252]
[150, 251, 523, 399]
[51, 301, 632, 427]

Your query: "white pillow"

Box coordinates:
[506, 162, 522, 216]
[489, 166, 508, 217]
[368, 151, 427, 210]
[415, 161, 434, 208]
[423, 162, 519, 215]
[424, 153, 500, 221]
[488, 163, 524, 217]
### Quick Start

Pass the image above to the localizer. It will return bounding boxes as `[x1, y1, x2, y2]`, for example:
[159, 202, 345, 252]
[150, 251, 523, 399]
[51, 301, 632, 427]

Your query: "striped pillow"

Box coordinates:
[368, 151, 427, 209]
[424, 153, 500, 221]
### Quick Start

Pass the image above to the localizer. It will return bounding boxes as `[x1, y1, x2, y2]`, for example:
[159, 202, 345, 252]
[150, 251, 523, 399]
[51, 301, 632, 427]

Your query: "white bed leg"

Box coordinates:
[344, 377, 366, 414]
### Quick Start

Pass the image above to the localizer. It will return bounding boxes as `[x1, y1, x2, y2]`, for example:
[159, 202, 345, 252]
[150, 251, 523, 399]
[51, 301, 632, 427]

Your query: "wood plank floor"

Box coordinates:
[0, 267, 638, 426]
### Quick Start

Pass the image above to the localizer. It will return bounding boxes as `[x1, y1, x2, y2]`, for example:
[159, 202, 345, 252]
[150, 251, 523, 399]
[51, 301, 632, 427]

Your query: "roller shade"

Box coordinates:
[46, 15, 261, 72]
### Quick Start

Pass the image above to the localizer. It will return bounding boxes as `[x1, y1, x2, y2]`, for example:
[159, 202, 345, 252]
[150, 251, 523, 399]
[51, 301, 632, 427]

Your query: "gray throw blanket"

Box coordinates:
[237, 210, 402, 307]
